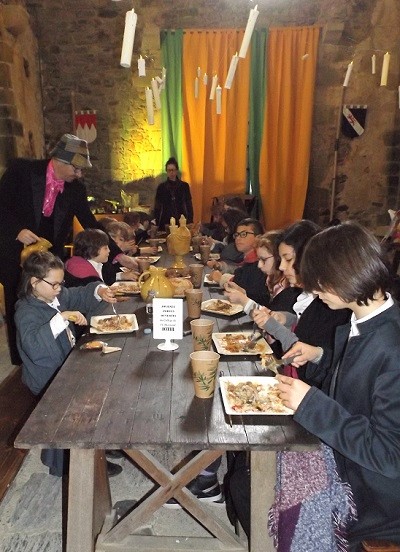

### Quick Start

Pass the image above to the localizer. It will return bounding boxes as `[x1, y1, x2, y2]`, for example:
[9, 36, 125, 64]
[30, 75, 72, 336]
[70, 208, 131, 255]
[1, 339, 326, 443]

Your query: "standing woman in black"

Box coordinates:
[153, 157, 194, 229]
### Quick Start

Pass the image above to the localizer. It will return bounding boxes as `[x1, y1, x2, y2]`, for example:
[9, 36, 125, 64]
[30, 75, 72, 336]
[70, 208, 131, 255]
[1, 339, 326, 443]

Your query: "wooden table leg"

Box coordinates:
[250, 451, 276, 552]
[66, 449, 112, 552]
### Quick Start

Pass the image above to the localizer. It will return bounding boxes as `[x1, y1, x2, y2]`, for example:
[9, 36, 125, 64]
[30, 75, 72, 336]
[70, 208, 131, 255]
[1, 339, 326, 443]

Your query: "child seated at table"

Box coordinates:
[65, 229, 138, 287]
[275, 222, 400, 550]
[209, 218, 270, 306]
[15, 251, 122, 477]
[106, 220, 157, 257]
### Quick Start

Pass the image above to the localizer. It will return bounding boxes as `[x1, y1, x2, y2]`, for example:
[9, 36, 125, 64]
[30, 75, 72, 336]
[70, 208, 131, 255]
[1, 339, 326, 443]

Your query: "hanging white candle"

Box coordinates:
[197, 66, 201, 78]
[120, 9, 137, 68]
[160, 67, 167, 90]
[145, 87, 154, 125]
[151, 78, 161, 110]
[239, 5, 259, 59]
[371, 54, 376, 75]
[380, 52, 390, 86]
[224, 53, 239, 89]
[138, 55, 146, 77]
[209, 75, 218, 100]
[216, 86, 222, 114]
[398, 86, 400, 109]
[343, 61, 353, 87]
[194, 77, 199, 99]
[203, 73, 208, 86]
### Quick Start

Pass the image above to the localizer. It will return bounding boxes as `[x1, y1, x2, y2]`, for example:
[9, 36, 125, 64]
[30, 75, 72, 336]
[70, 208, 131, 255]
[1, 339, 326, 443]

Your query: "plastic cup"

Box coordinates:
[190, 318, 214, 351]
[190, 351, 220, 398]
[185, 289, 203, 319]
[200, 244, 211, 264]
[189, 264, 204, 289]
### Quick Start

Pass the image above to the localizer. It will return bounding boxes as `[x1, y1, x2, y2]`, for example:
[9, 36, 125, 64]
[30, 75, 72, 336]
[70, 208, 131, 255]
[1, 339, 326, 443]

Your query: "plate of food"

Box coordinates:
[201, 299, 243, 316]
[136, 256, 160, 264]
[90, 314, 138, 334]
[219, 376, 293, 415]
[194, 253, 220, 261]
[212, 332, 272, 355]
[204, 274, 218, 285]
[110, 281, 140, 295]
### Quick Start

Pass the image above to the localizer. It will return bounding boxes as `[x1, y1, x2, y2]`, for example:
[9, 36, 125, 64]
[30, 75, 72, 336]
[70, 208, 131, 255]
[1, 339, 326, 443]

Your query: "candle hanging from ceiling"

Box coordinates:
[343, 61, 353, 87]
[380, 52, 390, 86]
[138, 55, 146, 76]
[216, 86, 222, 114]
[239, 5, 259, 58]
[145, 87, 154, 125]
[120, 9, 137, 68]
[151, 78, 161, 110]
[209, 75, 218, 100]
[371, 54, 376, 75]
[203, 73, 208, 86]
[224, 53, 239, 89]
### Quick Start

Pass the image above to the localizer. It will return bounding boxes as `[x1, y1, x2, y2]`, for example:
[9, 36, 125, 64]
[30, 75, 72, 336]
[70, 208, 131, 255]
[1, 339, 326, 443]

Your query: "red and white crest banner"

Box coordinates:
[74, 110, 97, 143]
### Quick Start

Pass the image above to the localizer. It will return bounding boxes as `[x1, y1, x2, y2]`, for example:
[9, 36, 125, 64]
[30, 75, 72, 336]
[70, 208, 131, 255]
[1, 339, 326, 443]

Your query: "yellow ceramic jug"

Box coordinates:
[138, 266, 174, 300]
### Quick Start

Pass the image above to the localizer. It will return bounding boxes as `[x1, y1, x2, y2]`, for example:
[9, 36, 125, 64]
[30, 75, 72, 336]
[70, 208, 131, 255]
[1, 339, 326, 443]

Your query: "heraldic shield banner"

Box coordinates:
[75, 110, 97, 143]
[341, 105, 367, 139]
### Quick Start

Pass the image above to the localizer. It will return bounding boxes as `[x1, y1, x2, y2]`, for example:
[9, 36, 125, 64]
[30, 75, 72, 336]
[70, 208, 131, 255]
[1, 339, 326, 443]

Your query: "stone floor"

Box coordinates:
[0, 322, 235, 552]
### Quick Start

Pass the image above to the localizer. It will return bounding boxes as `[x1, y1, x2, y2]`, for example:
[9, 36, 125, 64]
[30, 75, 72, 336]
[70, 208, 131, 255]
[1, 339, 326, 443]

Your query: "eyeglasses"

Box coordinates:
[258, 255, 274, 263]
[40, 278, 65, 290]
[233, 231, 255, 239]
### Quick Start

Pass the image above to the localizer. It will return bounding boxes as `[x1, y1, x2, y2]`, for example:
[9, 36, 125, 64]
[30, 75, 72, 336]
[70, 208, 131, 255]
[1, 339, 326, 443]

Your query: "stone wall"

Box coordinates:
[0, 3, 44, 174]
[1, 0, 399, 228]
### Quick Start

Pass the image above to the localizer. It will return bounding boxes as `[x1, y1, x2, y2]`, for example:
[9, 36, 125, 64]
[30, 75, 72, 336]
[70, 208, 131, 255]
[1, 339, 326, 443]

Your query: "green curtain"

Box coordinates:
[247, 29, 268, 211]
[160, 30, 183, 173]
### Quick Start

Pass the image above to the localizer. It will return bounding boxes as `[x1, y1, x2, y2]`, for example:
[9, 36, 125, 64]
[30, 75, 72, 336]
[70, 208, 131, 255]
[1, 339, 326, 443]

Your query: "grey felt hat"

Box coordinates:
[50, 134, 92, 168]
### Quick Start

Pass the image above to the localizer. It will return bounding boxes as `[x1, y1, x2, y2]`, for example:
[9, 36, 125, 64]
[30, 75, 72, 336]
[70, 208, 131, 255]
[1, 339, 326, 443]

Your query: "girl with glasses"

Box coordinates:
[14, 251, 117, 476]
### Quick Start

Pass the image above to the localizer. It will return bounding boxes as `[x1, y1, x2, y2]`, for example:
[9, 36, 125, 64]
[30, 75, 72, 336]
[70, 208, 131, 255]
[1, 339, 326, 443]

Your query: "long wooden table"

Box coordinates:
[15, 250, 318, 552]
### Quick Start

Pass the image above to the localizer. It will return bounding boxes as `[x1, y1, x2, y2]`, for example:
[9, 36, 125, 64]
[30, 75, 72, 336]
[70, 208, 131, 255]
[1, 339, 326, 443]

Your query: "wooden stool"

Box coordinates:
[362, 541, 400, 552]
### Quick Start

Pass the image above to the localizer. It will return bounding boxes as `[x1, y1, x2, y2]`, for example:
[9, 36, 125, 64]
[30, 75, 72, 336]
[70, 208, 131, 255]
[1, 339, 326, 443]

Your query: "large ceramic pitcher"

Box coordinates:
[138, 266, 174, 300]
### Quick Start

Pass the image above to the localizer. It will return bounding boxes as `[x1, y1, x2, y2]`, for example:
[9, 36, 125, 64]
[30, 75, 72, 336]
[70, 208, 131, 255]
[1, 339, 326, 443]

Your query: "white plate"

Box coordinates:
[212, 332, 272, 355]
[136, 256, 160, 264]
[90, 314, 138, 334]
[194, 253, 220, 261]
[201, 299, 243, 316]
[204, 274, 218, 285]
[146, 238, 166, 244]
[110, 281, 140, 295]
[219, 376, 293, 415]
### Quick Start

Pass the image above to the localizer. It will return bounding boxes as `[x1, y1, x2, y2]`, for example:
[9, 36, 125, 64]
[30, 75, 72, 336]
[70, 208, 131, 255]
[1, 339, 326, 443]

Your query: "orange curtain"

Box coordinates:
[182, 30, 251, 223]
[259, 26, 320, 230]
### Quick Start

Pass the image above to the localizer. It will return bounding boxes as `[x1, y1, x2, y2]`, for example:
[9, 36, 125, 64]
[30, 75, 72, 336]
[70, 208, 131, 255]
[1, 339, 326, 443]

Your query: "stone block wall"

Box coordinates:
[1, 0, 399, 229]
[0, 3, 44, 175]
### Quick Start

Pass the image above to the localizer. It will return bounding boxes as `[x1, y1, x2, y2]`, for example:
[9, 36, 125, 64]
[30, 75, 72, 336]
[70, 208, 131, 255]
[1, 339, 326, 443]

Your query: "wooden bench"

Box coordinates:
[363, 541, 400, 551]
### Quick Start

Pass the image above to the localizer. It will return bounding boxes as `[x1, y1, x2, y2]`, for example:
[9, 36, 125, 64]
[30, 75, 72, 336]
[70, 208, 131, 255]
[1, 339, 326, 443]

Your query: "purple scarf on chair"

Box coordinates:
[268, 443, 357, 552]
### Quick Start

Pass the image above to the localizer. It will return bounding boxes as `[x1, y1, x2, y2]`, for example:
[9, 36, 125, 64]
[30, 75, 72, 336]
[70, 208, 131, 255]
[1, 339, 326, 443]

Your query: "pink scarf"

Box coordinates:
[42, 160, 65, 217]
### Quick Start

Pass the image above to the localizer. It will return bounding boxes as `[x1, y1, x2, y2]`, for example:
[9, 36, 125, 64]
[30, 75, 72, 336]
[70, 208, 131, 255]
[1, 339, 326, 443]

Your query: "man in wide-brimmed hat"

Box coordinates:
[0, 133, 135, 366]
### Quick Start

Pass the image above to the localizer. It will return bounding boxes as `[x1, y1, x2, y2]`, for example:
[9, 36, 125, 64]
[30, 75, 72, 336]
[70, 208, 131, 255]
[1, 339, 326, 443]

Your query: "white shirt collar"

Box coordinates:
[349, 293, 394, 337]
[293, 291, 315, 318]
[48, 297, 60, 310]
[88, 259, 104, 279]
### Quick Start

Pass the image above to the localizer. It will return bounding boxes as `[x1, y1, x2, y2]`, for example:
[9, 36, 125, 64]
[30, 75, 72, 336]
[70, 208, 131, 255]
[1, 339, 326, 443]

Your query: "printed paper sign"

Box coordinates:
[153, 298, 183, 341]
